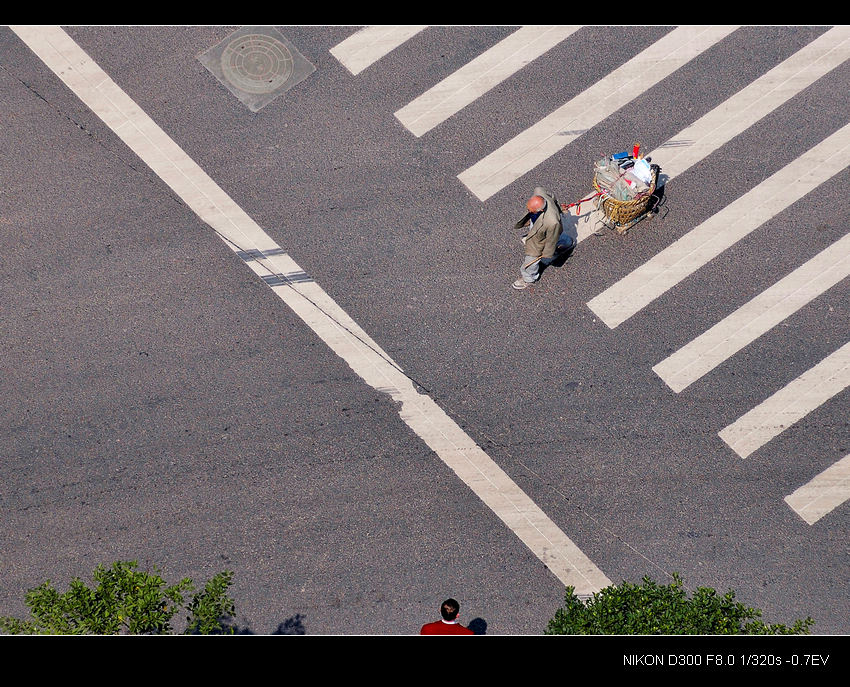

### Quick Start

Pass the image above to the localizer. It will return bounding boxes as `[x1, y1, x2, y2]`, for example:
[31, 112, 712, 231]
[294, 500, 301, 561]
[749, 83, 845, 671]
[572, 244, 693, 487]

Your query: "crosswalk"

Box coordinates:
[651, 26, 850, 182]
[395, 25, 581, 137]
[329, 26, 850, 525]
[458, 26, 739, 201]
[652, 232, 850, 393]
[586, 121, 850, 329]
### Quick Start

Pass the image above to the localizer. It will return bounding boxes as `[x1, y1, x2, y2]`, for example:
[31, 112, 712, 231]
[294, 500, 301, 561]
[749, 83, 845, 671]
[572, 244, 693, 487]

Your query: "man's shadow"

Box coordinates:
[539, 211, 578, 273]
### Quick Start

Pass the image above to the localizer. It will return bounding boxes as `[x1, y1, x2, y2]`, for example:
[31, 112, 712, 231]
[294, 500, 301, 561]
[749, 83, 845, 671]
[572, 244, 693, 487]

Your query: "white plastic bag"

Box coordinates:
[632, 158, 653, 184]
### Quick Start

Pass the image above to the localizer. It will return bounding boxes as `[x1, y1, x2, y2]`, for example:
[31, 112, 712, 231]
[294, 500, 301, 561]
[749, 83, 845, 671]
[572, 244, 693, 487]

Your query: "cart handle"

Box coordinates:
[561, 191, 604, 215]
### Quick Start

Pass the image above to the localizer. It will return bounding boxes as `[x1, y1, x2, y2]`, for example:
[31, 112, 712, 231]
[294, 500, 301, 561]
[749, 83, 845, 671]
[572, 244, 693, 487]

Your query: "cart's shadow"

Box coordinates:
[649, 170, 669, 215]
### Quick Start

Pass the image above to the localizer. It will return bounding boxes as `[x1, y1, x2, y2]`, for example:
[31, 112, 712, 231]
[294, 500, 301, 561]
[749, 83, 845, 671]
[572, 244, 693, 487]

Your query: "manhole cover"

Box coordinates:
[198, 27, 315, 112]
[221, 33, 294, 94]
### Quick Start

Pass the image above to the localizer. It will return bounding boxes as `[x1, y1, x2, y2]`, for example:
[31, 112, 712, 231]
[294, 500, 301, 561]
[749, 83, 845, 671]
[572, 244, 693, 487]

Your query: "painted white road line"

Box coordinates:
[330, 25, 427, 76]
[395, 25, 582, 137]
[652, 26, 850, 182]
[653, 232, 850, 393]
[586, 121, 850, 329]
[785, 453, 850, 525]
[13, 25, 612, 594]
[718, 340, 850, 459]
[457, 26, 739, 202]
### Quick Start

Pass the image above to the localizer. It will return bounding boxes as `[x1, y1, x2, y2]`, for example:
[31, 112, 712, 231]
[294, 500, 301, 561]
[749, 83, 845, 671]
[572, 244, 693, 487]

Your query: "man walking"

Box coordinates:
[512, 186, 575, 290]
[420, 598, 475, 635]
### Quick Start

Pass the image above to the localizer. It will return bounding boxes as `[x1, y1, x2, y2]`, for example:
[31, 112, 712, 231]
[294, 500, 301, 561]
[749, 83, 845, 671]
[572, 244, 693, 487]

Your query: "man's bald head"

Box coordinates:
[526, 195, 546, 213]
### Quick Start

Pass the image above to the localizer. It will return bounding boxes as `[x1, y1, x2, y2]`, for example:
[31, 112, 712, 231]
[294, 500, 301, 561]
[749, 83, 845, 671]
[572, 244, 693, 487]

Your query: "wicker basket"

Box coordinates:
[593, 165, 658, 233]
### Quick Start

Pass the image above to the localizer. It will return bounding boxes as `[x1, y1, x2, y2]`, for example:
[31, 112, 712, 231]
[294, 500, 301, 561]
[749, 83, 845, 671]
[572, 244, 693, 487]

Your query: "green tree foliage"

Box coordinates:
[184, 570, 236, 635]
[0, 560, 236, 635]
[546, 574, 814, 635]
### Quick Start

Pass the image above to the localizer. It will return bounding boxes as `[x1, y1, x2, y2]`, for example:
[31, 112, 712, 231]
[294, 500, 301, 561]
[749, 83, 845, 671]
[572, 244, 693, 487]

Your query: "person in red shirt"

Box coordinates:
[420, 598, 475, 635]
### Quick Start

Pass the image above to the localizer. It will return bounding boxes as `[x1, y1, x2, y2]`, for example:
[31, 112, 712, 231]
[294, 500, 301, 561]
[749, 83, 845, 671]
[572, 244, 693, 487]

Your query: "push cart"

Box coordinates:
[591, 161, 661, 234]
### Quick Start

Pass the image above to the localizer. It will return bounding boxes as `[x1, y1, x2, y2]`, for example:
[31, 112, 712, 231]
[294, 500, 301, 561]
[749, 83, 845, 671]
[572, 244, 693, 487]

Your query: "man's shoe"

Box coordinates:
[512, 278, 532, 290]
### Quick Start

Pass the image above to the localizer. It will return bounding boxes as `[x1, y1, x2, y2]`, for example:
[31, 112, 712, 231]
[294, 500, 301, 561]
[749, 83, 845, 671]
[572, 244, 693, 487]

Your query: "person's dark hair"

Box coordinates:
[440, 598, 460, 621]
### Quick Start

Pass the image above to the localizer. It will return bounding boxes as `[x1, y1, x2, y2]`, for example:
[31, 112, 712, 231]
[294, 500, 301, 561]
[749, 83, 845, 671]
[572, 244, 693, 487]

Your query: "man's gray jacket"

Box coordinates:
[514, 186, 563, 258]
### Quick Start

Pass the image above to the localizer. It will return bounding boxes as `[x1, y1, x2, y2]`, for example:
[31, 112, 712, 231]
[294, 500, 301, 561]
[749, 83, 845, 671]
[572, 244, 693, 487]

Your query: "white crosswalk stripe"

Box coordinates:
[330, 26, 427, 75]
[785, 454, 850, 525]
[457, 25, 739, 201]
[718, 341, 850, 460]
[586, 121, 850, 329]
[653, 232, 850, 393]
[395, 25, 582, 137]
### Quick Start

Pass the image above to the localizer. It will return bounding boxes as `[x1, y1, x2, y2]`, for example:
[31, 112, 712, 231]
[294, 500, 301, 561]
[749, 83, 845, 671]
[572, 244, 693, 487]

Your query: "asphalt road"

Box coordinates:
[0, 25, 847, 636]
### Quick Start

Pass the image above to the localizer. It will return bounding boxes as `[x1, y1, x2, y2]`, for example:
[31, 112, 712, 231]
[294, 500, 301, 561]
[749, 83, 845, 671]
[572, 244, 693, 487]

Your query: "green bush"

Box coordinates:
[546, 574, 814, 635]
[0, 560, 236, 635]
[184, 569, 236, 635]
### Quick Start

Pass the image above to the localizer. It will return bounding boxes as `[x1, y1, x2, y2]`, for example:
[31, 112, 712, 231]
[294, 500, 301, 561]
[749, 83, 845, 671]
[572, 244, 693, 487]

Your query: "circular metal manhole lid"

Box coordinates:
[220, 33, 294, 94]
